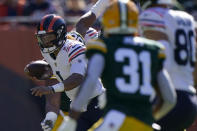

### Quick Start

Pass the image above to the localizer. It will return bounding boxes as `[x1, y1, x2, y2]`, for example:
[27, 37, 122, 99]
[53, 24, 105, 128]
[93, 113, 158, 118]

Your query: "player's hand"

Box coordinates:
[31, 86, 54, 97]
[57, 116, 77, 131]
[41, 112, 57, 131]
[41, 119, 54, 131]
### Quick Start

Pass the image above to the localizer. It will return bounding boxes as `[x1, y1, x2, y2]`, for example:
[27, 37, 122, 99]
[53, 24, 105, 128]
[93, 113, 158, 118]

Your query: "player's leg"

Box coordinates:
[76, 96, 104, 131]
[90, 110, 153, 131]
[156, 90, 197, 131]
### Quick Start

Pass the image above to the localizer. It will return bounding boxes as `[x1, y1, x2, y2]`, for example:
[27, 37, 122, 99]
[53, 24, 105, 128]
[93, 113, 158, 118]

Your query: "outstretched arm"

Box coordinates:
[76, 11, 96, 37]
[31, 73, 84, 96]
[75, 0, 110, 37]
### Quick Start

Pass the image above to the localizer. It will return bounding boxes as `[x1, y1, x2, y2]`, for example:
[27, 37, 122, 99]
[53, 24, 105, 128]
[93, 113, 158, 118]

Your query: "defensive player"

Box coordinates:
[139, 0, 197, 130]
[30, 14, 105, 131]
[58, 0, 177, 131]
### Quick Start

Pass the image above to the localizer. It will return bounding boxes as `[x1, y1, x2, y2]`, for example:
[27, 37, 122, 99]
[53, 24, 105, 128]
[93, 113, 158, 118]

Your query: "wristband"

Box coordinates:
[51, 82, 64, 92]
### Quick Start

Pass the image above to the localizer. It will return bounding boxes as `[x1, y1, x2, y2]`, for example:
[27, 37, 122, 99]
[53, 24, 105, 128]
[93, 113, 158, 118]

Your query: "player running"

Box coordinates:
[139, 0, 197, 130]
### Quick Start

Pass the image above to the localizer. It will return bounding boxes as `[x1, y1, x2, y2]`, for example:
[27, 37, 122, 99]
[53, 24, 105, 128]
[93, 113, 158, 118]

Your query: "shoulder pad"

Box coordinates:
[86, 39, 107, 53]
[67, 35, 76, 40]
[67, 31, 85, 44]
[66, 40, 86, 62]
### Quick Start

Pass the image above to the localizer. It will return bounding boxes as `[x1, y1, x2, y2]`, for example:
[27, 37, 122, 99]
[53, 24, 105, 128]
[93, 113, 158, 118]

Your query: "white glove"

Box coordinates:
[58, 116, 77, 131]
[41, 112, 57, 131]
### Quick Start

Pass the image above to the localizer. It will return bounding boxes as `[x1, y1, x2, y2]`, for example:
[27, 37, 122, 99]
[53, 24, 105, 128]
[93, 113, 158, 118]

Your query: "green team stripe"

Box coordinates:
[87, 45, 107, 53]
[87, 40, 107, 53]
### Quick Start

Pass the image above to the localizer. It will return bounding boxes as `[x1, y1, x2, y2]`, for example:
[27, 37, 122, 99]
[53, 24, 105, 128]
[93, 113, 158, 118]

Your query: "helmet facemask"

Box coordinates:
[36, 25, 66, 53]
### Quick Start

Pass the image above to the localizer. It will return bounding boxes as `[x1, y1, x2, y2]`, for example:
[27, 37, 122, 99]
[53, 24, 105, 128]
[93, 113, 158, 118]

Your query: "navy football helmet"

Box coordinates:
[36, 14, 66, 53]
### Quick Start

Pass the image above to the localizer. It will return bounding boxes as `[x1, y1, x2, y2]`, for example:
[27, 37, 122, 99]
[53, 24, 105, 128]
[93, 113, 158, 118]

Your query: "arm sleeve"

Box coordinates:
[154, 69, 177, 120]
[90, 0, 110, 18]
[68, 42, 87, 76]
[70, 55, 87, 76]
[71, 54, 105, 111]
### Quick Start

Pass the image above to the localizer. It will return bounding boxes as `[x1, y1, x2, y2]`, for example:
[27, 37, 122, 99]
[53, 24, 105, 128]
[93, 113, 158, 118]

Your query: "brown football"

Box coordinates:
[24, 60, 53, 80]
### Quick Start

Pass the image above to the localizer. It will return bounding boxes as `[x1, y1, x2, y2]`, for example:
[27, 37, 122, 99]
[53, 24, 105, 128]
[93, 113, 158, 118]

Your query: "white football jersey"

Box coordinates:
[139, 7, 196, 93]
[42, 39, 105, 101]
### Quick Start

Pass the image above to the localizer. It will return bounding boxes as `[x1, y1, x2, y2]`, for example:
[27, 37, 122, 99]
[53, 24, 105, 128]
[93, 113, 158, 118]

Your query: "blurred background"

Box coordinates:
[0, 0, 196, 131]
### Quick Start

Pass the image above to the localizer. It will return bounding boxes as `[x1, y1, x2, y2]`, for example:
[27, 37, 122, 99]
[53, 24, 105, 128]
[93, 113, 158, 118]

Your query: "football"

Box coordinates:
[24, 60, 53, 80]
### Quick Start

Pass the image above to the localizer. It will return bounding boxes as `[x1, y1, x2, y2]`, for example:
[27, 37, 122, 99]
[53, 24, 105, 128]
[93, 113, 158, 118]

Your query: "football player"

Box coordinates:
[38, 27, 100, 131]
[139, 0, 197, 130]
[30, 14, 105, 131]
[58, 0, 177, 131]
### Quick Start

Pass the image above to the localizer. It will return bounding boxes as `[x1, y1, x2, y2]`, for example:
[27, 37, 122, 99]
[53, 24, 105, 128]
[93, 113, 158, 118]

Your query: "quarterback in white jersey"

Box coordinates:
[31, 14, 105, 131]
[41, 37, 103, 101]
[139, 0, 197, 130]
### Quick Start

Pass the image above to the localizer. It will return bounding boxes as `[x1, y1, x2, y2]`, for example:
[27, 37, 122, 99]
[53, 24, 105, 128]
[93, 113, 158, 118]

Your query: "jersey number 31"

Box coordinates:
[115, 48, 153, 96]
